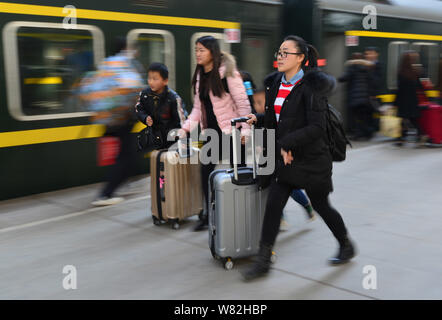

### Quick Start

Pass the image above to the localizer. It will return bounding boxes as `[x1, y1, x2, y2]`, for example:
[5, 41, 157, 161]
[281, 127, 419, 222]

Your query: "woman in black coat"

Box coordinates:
[242, 35, 356, 281]
[395, 51, 423, 145]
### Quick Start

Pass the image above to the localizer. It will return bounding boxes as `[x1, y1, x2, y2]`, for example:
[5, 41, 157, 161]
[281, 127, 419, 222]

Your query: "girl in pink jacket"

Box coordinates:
[180, 35, 252, 231]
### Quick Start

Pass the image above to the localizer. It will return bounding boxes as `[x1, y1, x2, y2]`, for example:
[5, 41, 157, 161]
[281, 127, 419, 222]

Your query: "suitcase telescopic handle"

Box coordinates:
[231, 117, 256, 181]
[177, 137, 193, 158]
[230, 117, 250, 126]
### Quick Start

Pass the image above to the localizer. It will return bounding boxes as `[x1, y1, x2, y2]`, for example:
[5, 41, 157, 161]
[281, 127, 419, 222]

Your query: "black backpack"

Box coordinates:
[325, 102, 352, 162]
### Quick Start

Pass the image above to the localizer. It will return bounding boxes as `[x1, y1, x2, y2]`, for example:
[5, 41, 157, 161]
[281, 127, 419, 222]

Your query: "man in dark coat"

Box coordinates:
[339, 52, 374, 140]
[365, 47, 383, 98]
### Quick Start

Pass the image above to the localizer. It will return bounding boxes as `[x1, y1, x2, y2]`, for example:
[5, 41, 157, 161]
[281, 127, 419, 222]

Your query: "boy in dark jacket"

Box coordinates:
[135, 62, 186, 150]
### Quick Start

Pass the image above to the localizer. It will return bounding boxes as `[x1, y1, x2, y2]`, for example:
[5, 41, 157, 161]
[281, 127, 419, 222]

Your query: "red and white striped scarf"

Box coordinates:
[273, 79, 301, 122]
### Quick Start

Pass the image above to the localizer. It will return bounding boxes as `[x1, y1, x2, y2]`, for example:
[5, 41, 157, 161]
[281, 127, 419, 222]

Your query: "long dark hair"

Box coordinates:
[283, 35, 319, 71]
[191, 36, 225, 98]
[398, 51, 419, 81]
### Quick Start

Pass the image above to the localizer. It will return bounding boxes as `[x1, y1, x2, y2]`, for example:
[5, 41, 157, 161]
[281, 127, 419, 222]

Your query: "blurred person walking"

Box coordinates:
[80, 37, 144, 206]
[364, 47, 382, 98]
[394, 51, 424, 146]
[243, 35, 356, 281]
[339, 52, 374, 141]
[177, 36, 251, 231]
[365, 47, 383, 131]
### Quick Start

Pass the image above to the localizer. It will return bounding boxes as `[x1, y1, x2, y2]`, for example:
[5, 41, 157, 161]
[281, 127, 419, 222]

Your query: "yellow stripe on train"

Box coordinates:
[377, 91, 440, 103]
[0, 122, 148, 148]
[345, 30, 442, 41]
[24, 77, 63, 85]
[0, 2, 240, 29]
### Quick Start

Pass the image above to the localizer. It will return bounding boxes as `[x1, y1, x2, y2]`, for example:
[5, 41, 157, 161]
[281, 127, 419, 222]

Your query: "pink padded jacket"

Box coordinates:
[181, 52, 251, 136]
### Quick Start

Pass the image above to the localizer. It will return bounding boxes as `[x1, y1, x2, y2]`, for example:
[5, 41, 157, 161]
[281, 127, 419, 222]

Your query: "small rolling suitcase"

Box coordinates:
[150, 141, 204, 229]
[419, 104, 442, 145]
[208, 117, 275, 270]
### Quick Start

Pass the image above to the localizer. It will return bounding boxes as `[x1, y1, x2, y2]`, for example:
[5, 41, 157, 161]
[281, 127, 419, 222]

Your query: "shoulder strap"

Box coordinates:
[309, 93, 333, 146]
[156, 150, 168, 220]
[222, 77, 230, 94]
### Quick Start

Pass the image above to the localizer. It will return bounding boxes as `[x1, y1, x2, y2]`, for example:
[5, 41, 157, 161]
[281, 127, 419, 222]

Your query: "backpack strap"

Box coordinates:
[221, 77, 230, 94]
[308, 94, 333, 148]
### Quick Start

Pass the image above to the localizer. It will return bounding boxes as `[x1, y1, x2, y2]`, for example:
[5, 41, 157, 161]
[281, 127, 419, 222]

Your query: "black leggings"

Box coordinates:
[353, 104, 374, 138]
[261, 178, 348, 247]
[101, 126, 136, 198]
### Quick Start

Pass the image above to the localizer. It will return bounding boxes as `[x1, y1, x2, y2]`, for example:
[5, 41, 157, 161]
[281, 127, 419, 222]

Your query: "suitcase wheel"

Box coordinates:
[271, 252, 277, 264]
[152, 216, 161, 226]
[170, 219, 180, 230]
[198, 210, 205, 221]
[224, 258, 234, 270]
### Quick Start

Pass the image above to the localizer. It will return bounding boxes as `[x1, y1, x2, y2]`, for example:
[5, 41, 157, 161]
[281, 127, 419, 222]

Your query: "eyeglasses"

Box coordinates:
[274, 51, 303, 59]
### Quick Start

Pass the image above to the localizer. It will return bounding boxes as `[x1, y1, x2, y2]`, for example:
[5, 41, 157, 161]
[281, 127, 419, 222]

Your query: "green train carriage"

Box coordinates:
[0, 0, 281, 200]
[3, 0, 441, 200]
[282, 0, 442, 122]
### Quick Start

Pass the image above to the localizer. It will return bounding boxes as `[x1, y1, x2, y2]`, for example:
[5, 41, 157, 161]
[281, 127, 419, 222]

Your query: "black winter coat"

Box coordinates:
[339, 60, 372, 108]
[395, 75, 422, 119]
[368, 61, 382, 97]
[256, 69, 336, 192]
[135, 86, 182, 146]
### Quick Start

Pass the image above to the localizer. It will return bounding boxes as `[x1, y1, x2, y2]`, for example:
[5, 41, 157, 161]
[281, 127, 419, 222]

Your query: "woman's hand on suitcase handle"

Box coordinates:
[146, 116, 153, 127]
[246, 114, 257, 126]
[177, 128, 187, 139]
[281, 148, 294, 165]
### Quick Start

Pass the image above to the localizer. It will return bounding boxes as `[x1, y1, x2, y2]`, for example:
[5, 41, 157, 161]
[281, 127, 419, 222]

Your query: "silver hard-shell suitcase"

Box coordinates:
[208, 117, 275, 270]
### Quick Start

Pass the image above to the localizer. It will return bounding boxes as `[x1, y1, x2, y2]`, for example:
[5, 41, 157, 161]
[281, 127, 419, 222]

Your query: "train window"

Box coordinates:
[411, 42, 439, 87]
[241, 36, 270, 88]
[387, 41, 409, 90]
[3, 21, 104, 121]
[127, 29, 175, 89]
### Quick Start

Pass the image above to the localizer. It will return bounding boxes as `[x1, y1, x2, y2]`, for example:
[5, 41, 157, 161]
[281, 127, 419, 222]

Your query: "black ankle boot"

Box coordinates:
[329, 238, 356, 265]
[193, 215, 208, 232]
[241, 243, 273, 281]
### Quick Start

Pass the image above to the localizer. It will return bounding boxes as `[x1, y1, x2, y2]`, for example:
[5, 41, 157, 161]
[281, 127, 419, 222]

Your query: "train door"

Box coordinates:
[240, 32, 273, 114]
[322, 32, 346, 120]
[127, 29, 176, 89]
[240, 34, 272, 88]
[411, 42, 439, 88]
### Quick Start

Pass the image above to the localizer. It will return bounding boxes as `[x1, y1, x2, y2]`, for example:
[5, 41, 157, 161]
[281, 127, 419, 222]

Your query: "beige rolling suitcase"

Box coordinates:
[150, 146, 204, 229]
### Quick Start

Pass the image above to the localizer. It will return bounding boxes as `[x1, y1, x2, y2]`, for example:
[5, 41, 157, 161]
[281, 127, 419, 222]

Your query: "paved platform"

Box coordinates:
[1, 138, 442, 300]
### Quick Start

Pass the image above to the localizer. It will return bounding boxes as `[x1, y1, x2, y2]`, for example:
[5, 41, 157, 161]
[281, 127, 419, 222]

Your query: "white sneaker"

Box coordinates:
[280, 218, 290, 232]
[91, 197, 124, 206]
